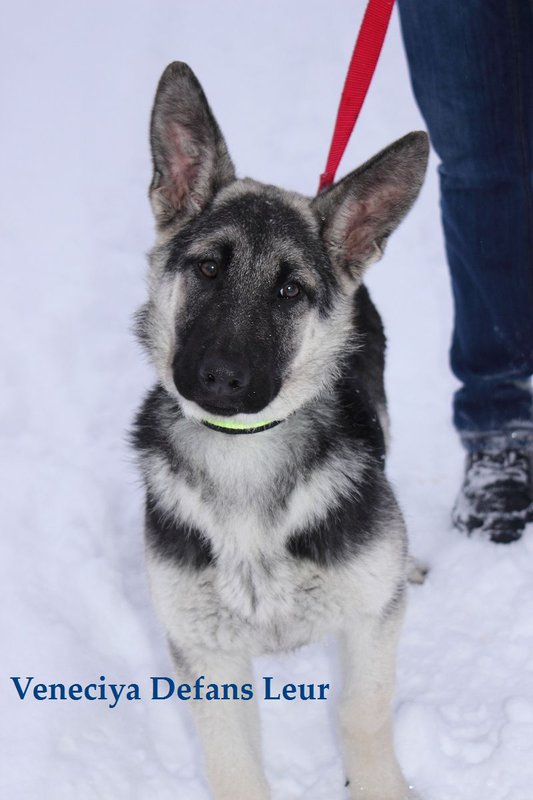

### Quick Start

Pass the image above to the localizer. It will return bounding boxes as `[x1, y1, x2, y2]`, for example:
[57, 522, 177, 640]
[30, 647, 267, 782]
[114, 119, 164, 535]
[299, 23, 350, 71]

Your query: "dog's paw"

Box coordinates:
[407, 555, 429, 585]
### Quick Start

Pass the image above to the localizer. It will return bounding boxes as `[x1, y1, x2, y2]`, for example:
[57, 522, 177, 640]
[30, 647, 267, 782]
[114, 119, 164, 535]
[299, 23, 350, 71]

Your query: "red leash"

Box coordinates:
[318, 0, 395, 194]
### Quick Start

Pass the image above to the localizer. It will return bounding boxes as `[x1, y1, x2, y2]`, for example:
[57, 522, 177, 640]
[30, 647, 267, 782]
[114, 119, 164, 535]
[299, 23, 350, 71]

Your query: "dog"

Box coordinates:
[132, 61, 429, 800]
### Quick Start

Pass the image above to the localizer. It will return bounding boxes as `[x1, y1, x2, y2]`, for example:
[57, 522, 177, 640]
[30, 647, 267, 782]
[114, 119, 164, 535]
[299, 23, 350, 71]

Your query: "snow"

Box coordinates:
[1, 1, 532, 798]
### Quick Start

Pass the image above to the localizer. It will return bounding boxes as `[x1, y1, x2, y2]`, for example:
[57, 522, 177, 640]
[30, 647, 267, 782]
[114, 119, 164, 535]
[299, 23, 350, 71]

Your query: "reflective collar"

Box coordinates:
[201, 418, 283, 435]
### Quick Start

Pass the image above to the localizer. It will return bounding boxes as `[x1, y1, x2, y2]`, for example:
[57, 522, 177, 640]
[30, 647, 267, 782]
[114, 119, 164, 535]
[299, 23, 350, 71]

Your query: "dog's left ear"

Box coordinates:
[312, 132, 429, 283]
[149, 62, 236, 232]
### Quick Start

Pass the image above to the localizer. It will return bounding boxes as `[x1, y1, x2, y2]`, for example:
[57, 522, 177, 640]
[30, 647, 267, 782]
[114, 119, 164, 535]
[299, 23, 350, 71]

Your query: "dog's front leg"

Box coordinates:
[170, 645, 270, 800]
[339, 604, 414, 800]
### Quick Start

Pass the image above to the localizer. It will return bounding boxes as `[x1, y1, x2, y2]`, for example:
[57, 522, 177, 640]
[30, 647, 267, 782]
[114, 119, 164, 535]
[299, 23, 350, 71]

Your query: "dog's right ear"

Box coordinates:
[149, 62, 236, 232]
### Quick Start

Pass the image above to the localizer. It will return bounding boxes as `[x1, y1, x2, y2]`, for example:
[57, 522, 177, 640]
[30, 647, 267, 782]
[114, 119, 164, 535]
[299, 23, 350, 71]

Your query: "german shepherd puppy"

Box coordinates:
[133, 62, 428, 800]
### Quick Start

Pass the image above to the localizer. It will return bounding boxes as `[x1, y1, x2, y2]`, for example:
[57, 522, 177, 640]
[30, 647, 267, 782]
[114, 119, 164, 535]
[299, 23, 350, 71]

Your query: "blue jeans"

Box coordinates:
[397, 0, 533, 452]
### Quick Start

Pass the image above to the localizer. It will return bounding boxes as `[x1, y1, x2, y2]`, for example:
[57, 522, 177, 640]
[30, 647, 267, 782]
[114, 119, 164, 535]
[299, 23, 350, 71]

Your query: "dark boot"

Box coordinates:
[452, 450, 533, 543]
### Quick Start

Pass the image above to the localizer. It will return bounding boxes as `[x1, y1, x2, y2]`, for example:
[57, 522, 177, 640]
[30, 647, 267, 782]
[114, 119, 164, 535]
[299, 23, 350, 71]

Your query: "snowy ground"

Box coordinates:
[1, 2, 532, 799]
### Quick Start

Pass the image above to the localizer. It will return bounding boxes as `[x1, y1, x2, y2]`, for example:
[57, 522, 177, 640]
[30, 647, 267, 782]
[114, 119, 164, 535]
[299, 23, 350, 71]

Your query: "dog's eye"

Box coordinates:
[199, 261, 218, 279]
[279, 282, 301, 299]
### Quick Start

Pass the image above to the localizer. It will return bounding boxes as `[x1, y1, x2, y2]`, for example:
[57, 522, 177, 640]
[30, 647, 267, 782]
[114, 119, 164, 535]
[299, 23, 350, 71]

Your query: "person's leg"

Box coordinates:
[397, 0, 533, 539]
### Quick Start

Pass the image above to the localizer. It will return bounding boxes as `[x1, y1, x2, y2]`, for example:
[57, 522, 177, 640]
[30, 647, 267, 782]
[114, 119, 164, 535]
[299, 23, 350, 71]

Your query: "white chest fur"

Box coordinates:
[144, 426, 362, 617]
[143, 424, 402, 656]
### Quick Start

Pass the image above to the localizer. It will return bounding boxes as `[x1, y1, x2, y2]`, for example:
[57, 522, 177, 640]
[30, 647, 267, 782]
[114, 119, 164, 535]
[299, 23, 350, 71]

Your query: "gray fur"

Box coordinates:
[133, 62, 429, 800]
[149, 62, 236, 235]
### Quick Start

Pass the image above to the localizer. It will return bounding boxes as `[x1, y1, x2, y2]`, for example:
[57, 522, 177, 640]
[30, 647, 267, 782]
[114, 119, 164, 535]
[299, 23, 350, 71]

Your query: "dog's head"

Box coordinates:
[137, 62, 428, 425]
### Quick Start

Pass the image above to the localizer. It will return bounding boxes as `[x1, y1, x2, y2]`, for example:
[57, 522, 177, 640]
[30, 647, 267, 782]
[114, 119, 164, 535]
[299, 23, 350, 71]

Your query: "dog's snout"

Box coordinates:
[173, 340, 277, 415]
[199, 355, 250, 398]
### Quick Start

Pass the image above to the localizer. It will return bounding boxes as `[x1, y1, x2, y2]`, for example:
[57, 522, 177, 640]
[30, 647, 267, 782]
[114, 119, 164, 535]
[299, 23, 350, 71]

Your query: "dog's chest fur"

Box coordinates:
[135, 397, 399, 655]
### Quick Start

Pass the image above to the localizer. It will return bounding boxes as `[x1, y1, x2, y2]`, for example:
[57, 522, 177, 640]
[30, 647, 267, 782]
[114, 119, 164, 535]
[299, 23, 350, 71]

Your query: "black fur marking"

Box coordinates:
[131, 384, 182, 465]
[335, 284, 387, 462]
[350, 285, 387, 424]
[286, 465, 390, 566]
[297, 425, 333, 479]
[145, 493, 214, 569]
[133, 385, 220, 494]
[131, 385, 205, 488]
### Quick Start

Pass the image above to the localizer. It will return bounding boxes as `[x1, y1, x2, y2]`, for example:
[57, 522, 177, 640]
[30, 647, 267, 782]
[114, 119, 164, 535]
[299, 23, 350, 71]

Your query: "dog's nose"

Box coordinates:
[199, 355, 250, 398]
